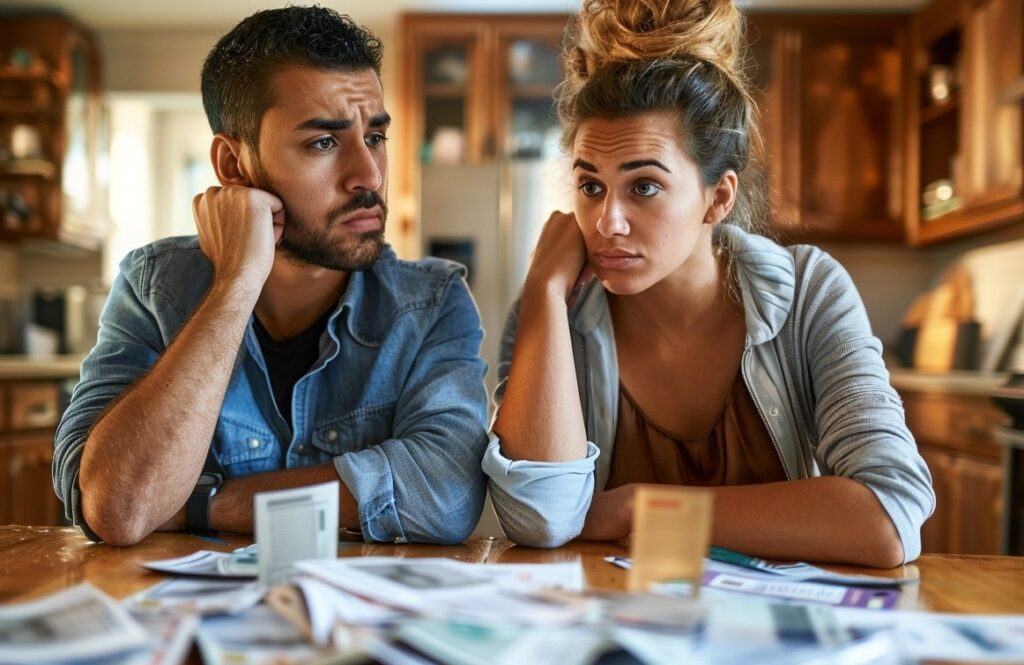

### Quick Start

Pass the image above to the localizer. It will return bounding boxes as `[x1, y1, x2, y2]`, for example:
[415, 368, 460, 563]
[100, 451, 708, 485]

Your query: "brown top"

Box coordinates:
[606, 374, 788, 489]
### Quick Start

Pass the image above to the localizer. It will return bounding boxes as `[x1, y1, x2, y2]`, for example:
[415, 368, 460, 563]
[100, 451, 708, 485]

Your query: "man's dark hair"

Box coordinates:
[201, 5, 383, 150]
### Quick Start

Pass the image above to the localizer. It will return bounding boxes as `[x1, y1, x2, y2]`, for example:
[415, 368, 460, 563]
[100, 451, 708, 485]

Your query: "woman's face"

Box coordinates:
[571, 112, 721, 296]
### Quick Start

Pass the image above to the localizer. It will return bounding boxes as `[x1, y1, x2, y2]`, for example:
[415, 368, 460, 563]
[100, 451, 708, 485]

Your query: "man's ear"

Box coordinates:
[704, 170, 738, 226]
[210, 133, 253, 186]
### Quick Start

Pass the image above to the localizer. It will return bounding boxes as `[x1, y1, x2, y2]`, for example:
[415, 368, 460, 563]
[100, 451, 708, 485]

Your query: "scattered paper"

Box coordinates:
[195, 604, 323, 665]
[0, 584, 150, 664]
[142, 550, 255, 579]
[629, 486, 712, 592]
[106, 611, 199, 665]
[709, 546, 918, 588]
[296, 557, 495, 610]
[837, 608, 1024, 663]
[125, 577, 265, 616]
[254, 481, 339, 586]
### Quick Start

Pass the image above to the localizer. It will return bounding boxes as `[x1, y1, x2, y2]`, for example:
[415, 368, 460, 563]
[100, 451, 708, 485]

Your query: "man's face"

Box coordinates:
[250, 66, 390, 272]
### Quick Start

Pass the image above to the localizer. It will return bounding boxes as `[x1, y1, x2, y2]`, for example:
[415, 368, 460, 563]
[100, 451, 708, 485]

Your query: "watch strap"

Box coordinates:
[186, 473, 221, 534]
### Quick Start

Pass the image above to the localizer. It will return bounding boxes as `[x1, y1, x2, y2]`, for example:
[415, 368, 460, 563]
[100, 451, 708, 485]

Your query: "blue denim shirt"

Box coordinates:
[54, 236, 489, 544]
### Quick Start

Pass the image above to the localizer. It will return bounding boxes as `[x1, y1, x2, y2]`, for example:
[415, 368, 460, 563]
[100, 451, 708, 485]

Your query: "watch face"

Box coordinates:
[197, 474, 219, 488]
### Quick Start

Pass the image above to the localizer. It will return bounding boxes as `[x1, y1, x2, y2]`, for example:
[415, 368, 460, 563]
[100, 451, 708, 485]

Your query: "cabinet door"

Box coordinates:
[920, 446, 955, 553]
[493, 20, 566, 160]
[955, 455, 1004, 555]
[962, 0, 1023, 210]
[3, 431, 61, 526]
[411, 26, 487, 165]
[750, 15, 906, 241]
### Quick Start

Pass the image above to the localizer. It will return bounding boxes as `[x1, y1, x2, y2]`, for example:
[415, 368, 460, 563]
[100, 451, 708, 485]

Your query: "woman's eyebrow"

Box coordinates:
[620, 159, 671, 173]
[573, 158, 598, 172]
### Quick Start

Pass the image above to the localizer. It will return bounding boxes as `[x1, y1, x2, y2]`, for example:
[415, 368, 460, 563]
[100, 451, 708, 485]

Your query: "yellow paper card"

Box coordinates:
[628, 485, 713, 592]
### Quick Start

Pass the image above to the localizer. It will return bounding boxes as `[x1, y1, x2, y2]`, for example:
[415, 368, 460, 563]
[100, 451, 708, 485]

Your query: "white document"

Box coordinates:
[254, 480, 339, 586]
[142, 550, 255, 578]
[106, 612, 199, 665]
[296, 557, 496, 610]
[475, 561, 585, 593]
[125, 577, 265, 616]
[0, 584, 150, 664]
[292, 575, 406, 646]
[195, 604, 322, 665]
[836, 608, 1024, 663]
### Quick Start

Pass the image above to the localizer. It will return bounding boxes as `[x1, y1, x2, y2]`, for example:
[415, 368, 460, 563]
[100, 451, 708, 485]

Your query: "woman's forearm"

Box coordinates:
[492, 281, 588, 462]
[580, 477, 905, 568]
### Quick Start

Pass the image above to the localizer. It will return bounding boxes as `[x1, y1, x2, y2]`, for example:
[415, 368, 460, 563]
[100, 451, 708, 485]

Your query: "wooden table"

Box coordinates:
[2, 525, 1024, 615]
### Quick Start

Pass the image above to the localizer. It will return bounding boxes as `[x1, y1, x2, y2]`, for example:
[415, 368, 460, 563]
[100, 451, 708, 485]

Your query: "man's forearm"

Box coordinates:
[209, 464, 359, 533]
[80, 279, 260, 546]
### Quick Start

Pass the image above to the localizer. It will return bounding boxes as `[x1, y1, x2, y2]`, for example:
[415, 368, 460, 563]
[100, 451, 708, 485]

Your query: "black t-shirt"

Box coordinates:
[253, 309, 332, 426]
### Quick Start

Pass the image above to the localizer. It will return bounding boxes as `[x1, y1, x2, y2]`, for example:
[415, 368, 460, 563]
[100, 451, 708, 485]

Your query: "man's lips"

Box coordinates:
[595, 249, 641, 268]
[339, 206, 384, 232]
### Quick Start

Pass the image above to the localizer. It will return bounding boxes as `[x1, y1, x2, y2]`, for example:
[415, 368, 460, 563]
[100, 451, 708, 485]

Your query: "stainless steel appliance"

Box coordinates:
[993, 374, 1024, 555]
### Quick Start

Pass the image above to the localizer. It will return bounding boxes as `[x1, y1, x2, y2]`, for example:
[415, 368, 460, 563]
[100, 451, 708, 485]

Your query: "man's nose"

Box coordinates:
[344, 143, 383, 192]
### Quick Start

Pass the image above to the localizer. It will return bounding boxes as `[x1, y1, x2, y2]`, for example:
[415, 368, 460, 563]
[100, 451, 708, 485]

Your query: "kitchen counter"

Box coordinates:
[888, 367, 1010, 397]
[0, 354, 84, 380]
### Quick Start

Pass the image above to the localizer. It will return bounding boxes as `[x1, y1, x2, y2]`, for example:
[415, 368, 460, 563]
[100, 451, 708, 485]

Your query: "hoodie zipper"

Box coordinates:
[741, 340, 790, 480]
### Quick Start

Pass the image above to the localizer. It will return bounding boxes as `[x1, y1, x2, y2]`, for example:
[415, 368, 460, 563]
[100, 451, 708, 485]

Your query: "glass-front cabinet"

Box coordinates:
[907, 0, 1024, 244]
[0, 15, 105, 249]
[397, 14, 568, 256]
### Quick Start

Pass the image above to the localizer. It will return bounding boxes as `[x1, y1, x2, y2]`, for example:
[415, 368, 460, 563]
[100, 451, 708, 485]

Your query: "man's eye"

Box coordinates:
[311, 137, 336, 151]
[367, 133, 388, 147]
[578, 181, 604, 196]
[634, 182, 661, 197]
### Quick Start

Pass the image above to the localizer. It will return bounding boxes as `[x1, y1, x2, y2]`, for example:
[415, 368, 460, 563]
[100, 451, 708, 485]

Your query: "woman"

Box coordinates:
[482, 0, 934, 567]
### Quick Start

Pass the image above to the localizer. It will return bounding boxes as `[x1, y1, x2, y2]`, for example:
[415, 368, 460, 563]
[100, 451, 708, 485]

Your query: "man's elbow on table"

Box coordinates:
[81, 490, 156, 547]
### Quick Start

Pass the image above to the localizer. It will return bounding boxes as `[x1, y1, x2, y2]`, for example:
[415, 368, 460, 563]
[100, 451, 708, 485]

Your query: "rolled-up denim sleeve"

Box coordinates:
[334, 272, 489, 545]
[53, 250, 168, 540]
[482, 434, 599, 547]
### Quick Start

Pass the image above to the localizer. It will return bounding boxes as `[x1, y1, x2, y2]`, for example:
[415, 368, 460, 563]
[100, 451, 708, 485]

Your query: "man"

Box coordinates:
[52, 6, 489, 546]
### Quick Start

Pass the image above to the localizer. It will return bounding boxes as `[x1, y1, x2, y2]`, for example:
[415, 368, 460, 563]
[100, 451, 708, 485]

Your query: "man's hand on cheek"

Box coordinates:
[192, 185, 284, 288]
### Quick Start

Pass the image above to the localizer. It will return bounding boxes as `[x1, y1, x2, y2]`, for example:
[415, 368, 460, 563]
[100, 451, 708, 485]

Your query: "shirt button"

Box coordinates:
[326, 429, 339, 442]
[768, 407, 780, 417]
[247, 438, 261, 449]
[296, 444, 306, 453]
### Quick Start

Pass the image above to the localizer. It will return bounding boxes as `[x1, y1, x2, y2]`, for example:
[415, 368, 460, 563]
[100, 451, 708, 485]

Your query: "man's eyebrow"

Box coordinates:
[621, 159, 671, 174]
[573, 158, 597, 172]
[369, 112, 391, 128]
[295, 117, 352, 131]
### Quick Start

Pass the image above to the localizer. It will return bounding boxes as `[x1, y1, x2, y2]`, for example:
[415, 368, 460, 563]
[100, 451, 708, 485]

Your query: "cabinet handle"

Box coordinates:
[965, 424, 990, 439]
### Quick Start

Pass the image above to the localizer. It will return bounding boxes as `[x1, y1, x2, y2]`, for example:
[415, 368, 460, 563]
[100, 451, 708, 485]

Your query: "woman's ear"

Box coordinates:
[704, 170, 738, 226]
[210, 133, 253, 186]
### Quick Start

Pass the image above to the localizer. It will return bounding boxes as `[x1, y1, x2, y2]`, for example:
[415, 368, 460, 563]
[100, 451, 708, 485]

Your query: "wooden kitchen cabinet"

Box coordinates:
[747, 14, 908, 242]
[0, 15, 105, 248]
[901, 390, 1008, 554]
[0, 379, 66, 526]
[905, 0, 1024, 244]
[396, 13, 569, 254]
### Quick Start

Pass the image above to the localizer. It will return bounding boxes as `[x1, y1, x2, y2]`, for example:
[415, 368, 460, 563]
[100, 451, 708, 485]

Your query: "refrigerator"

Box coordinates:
[420, 159, 574, 398]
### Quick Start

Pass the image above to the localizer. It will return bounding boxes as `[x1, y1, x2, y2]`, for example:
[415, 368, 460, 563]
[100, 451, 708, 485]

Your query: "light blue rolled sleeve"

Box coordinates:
[482, 434, 600, 548]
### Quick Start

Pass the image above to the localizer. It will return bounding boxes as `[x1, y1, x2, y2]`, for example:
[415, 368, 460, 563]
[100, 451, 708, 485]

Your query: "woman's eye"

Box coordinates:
[367, 132, 388, 148]
[633, 182, 661, 197]
[578, 181, 604, 196]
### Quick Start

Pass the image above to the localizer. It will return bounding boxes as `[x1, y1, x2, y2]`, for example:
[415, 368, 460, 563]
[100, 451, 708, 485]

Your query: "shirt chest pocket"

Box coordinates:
[213, 416, 279, 476]
[311, 402, 396, 457]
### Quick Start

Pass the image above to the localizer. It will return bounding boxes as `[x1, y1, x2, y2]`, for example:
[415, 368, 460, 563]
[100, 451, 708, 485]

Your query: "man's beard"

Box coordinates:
[251, 156, 387, 272]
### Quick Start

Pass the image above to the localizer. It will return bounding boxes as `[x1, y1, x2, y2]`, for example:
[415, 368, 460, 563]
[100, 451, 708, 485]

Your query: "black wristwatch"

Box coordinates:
[186, 472, 223, 534]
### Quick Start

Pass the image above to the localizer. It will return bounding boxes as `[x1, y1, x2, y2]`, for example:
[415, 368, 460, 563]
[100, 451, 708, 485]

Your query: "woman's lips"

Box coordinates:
[595, 250, 641, 269]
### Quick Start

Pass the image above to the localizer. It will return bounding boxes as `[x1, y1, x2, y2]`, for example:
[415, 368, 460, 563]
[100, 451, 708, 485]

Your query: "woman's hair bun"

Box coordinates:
[567, 0, 745, 83]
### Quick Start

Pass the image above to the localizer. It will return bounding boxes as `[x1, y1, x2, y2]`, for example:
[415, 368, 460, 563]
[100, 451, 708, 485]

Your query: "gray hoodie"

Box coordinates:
[483, 224, 935, 562]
